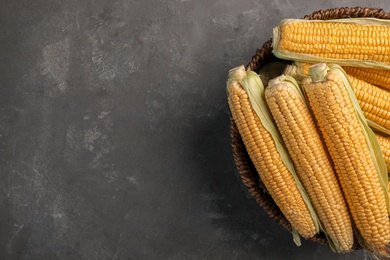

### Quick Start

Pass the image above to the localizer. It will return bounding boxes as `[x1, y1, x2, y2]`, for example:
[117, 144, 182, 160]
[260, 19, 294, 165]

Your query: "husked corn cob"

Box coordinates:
[273, 18, 390, 69]
[376, 133, 390, 172]
[302, 63, 390, 256]
[227, 66, 318, 239]
[343, 67, 390, 91]
[285, 62, 390, 133]
[265, 76, 353, 252]
[348, 75, 390, 131]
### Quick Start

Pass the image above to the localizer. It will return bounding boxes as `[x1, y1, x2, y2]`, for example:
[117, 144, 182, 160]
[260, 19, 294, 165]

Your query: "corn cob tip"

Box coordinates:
[227, 65, 247, 92]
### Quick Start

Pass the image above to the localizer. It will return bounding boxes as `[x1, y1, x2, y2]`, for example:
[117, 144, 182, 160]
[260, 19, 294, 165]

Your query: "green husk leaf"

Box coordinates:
[329, 64, 390, 214]
[273, 18, 390, 69]
[238, 70, 320, 242]
[292, 228, 301, 247]
[367, 120, 390, 136]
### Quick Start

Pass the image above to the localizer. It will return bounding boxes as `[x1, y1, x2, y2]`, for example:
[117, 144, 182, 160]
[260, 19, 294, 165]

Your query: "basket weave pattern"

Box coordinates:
[230, 7, 390, 248]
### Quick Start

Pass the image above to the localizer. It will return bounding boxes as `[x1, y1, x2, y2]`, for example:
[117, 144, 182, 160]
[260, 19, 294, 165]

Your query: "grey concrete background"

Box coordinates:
[0, 0, 388, 259]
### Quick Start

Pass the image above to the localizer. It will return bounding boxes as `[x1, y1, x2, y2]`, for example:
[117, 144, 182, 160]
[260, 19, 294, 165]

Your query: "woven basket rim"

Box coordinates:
[230, 6, 390, 250]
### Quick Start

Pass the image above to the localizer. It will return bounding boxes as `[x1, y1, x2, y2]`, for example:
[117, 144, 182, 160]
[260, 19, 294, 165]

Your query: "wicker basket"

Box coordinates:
[230, 6, 390, 250]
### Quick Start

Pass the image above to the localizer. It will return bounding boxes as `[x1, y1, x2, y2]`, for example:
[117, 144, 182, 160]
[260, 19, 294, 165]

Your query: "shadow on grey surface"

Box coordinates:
[186, 94, 300, 257]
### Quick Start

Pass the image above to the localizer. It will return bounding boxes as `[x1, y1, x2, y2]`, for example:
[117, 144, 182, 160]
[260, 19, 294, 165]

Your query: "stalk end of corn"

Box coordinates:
[228, 65, 246, 76]
[308, 63, 327, 83]
[227, 65, 247, 89]
[283, 64, 297, 79]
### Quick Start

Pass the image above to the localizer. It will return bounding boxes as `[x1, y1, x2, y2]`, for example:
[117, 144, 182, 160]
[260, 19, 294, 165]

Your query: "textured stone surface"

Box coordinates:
[0, 0, 387, 259]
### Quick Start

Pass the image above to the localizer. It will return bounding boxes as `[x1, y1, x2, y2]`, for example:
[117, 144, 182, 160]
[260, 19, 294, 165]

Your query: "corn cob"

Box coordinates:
[227, 65, 318, 240]
[376, 133, 390, 173]
[265, 75, 353, 252]
[302, 63, 390, 256]
[285, 62, 390, 135]
[273, 18, 390, 69]
[349, 75, 390, 132]
[343, 67, 390, 91]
